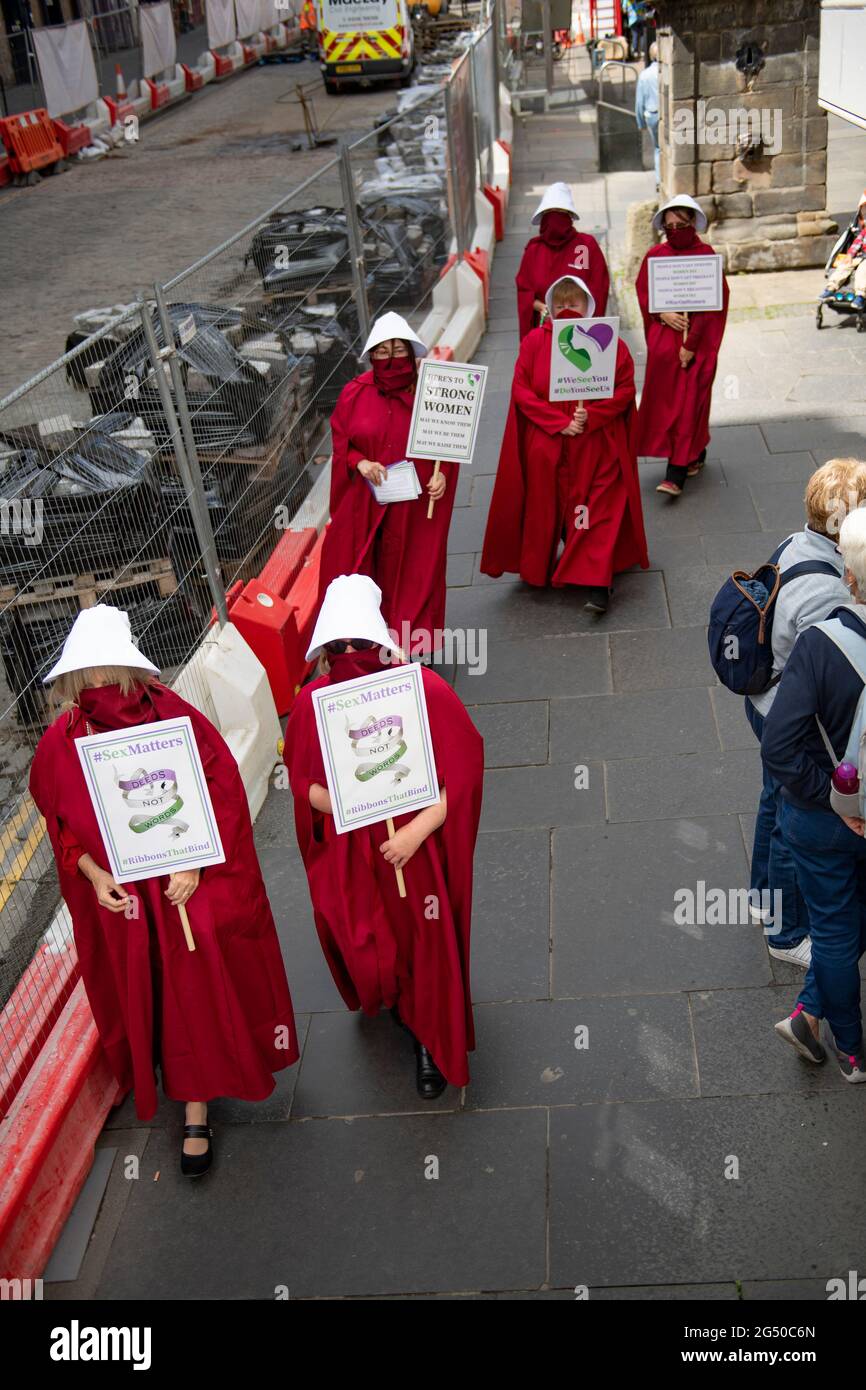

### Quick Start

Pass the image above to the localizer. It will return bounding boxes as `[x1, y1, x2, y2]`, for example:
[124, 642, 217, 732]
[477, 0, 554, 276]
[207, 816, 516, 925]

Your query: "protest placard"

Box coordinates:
[406, 360, 488, 465]
[648, 254, 724, 313]
[76, 716, 226, 949]
[549, 316, 620, 401]
[312, 663, 439, 894]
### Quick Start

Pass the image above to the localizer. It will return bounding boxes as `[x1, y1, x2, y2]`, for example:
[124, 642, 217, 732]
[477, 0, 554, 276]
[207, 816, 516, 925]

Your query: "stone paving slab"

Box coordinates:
[552, 819, 771, 995]
[549, 1092, 866, 1288]
[94, 1109, 549, 1300]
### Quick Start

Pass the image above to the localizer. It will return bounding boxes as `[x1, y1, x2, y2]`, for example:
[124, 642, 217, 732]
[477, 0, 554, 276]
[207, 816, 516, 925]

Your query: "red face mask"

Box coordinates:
[556, 307, 583, 319]
[327, 647, 389, 682]
[540, 210, 575, 248]
[665, 223, 697, 250]
[372, 354, 416, 396]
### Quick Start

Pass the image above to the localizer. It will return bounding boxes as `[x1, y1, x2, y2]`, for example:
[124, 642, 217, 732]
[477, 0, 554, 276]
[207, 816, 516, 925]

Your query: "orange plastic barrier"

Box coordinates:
[483, 185, 506, 241]
[431, 345, 455, 360]
[259, 526, 317, 600]
[465, 248, 490, 311]
[52, 119, 92, 156]
[0, 109, 64, 175]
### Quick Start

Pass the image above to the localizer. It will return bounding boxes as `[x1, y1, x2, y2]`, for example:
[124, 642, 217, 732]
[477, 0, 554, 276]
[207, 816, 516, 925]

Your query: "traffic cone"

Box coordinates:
[114, 63, 128, 101]
[574, 2, 586, 43]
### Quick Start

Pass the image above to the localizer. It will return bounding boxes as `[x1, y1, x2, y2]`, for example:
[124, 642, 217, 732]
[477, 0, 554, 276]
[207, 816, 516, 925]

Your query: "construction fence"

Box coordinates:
[0, 15, 502, 1116]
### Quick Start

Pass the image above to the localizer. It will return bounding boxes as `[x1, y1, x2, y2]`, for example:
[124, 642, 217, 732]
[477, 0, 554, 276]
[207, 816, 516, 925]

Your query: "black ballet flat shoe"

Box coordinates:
[414, 1042, 447, 1100]
[583, 587, 609, 614]
[181, 1124, 213, 1178]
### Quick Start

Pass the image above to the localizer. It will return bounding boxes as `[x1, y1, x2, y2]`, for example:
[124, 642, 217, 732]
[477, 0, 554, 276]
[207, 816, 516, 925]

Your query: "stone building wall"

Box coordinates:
[655, 0, 837, 270]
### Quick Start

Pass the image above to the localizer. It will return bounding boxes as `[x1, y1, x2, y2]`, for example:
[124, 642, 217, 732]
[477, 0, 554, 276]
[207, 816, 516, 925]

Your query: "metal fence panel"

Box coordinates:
[471, 22, 499, 187]
[446, 50, 477, 258]
[345, 87, 455, 331]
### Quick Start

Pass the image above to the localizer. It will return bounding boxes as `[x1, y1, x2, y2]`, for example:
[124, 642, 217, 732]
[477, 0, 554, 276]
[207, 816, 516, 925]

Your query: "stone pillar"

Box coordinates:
[656, 0, 837, 271]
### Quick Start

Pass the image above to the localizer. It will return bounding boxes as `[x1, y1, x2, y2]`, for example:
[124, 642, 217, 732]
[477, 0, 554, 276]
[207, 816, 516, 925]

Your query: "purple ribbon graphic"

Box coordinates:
[572, 322, 614, 353]
[348, 716, 403, 742]
[117, 768, 177, 791]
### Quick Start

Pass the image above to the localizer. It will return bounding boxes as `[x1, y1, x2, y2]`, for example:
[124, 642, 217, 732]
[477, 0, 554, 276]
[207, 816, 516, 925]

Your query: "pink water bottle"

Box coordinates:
[831, 761, 861, 817]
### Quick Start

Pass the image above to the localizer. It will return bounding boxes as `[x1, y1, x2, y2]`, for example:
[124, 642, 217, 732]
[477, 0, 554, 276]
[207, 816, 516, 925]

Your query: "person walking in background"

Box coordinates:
[515, 181, 610, 339]
[745, 459, 866, 968]
[635, 194, 729, 497]
[29, 607, 299, 1176]
[764, 507, 866, 1082]
[284, 575, 484, 1101]
[635, 41, 660, 185]
[318, 312, 453, 658]
[481, 275, 648, 614]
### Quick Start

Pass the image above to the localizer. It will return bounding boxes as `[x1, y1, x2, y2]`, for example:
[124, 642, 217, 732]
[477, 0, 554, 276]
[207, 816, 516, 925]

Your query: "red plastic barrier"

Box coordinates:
[465, 248, 490, 311]
[0, 945, 79, 1122]
[0, 158, 11, 189]
[0, 981, 123, 1279]
[102, 94, 136, 126]
[182, 63, 205, 91]
[229, 582, 303, 715]
[241, 43, 258, 65]
[0, 108, 64, 175]
[483, 185, 506, 241]
[259, 527, 317, 601]
[211, 49, 235, 76]
[431, 345, 455, 360]
[284, 531, 326, 678]
[144, 78, 170, 109]
[52, 119, 92, 156]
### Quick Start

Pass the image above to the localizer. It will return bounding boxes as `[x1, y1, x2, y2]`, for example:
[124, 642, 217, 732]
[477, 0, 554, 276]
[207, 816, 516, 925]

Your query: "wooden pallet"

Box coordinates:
[259, 279, 354, 307]
[1, 556, 178, 610]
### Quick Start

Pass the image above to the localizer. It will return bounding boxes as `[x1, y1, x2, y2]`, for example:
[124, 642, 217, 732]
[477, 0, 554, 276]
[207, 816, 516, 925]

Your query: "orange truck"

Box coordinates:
[317, 0, 416, 93]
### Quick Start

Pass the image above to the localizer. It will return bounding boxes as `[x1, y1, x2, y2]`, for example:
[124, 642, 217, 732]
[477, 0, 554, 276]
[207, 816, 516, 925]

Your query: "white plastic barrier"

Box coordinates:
[474, 190, 496, 261]
[418, 260, 458, 349]
[174, 623, 281, 820]
[124, 80, 153, 119]
[164, 68, 187, 101]
[196, 50, 217, 81]
[498, 81, 514, 145]
[436, 261, 486, 362]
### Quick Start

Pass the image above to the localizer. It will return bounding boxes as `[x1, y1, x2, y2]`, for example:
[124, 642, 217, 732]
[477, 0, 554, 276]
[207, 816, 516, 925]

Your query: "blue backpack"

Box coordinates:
[708, 537, 840, 696]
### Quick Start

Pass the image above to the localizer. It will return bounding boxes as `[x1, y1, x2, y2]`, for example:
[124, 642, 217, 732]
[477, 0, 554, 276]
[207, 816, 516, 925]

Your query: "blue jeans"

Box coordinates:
[645, 113, 659, 183]
[780, 800, 866, 1054]
[745, 699, 809, 947]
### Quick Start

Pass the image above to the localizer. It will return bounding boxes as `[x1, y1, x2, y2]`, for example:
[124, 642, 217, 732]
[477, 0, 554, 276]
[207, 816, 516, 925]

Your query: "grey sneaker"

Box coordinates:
[768, 937, 812, 969]
[836, 1049, 866, 1083]
[774, 1008, 825, 1064]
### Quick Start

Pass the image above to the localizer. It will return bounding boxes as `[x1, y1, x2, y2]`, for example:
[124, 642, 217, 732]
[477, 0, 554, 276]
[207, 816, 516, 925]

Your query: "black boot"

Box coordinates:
[656, 461, 688, 496]
[415, 1042, 447, 1100]
[583, 586, 609, 614]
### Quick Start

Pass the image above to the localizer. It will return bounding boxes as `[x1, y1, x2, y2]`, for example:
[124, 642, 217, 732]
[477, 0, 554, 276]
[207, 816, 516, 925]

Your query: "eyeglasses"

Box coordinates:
[324, 639, 377, 655]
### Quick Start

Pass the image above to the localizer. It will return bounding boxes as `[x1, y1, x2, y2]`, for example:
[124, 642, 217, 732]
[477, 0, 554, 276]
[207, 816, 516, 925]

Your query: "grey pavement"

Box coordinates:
[45, 97, 866, 1303]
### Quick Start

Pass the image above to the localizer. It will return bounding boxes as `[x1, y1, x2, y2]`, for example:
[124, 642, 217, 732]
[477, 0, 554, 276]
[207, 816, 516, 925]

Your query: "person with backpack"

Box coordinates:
[762, 505, 866, 1081]
[708, 458, 866, 966]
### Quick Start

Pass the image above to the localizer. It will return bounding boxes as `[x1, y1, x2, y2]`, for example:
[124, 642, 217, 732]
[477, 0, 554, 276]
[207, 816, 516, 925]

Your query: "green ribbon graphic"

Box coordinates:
[558, 325, 592, 373]
[354, 741, 409, 782]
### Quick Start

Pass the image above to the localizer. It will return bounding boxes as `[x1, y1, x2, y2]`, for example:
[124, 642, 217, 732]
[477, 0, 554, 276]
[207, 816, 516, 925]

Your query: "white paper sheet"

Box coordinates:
[369, 460, 422, 505]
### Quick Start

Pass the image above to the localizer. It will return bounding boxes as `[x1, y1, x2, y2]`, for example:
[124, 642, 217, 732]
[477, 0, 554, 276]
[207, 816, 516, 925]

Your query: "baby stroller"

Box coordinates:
[816, 193, 866, 332]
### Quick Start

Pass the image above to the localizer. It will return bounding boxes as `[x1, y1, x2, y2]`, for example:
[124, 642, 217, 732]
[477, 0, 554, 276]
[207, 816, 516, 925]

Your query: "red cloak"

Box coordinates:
[29, 681, 298, 1121]
[635, 238, 730, 469]
[480, 323, 649, 586]
[319, 371, 456, 654]
[284, 662, 483, 1087]
[515, 230, 610, 339]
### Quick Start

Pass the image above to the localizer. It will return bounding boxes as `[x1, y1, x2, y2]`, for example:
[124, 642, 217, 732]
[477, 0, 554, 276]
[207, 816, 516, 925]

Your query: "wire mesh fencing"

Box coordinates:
[0, 27, 499, 1110]
[345, 86, 453, 335]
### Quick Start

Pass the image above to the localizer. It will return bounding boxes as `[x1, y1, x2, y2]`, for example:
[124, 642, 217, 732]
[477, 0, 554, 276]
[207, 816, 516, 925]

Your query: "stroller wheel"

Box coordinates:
[816, 303, 823, 328]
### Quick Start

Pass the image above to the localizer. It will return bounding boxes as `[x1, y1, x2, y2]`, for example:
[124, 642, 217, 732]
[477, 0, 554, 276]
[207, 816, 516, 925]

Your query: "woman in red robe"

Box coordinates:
[285, 575, 483, 1099]
[516, 181, 610, 339]
[635, 194, 730, 496]
[319, 311, 453, 658]
[481, 275, 648, 614]
[29, 605, 298, 1176]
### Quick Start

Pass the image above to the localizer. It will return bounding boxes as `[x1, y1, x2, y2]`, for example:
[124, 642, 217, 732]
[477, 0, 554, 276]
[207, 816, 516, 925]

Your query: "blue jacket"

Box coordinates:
[762, 604, 866, 811]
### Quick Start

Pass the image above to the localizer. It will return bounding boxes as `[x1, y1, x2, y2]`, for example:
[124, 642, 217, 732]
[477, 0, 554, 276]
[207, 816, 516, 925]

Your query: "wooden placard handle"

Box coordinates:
[386, 816, 407, 898]
[427, 460, 441, 520]
[178, 902, 196, 952]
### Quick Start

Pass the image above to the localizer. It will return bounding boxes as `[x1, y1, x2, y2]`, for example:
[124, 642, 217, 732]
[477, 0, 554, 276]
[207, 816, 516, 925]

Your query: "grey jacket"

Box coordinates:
[749, 526, 850, 717]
